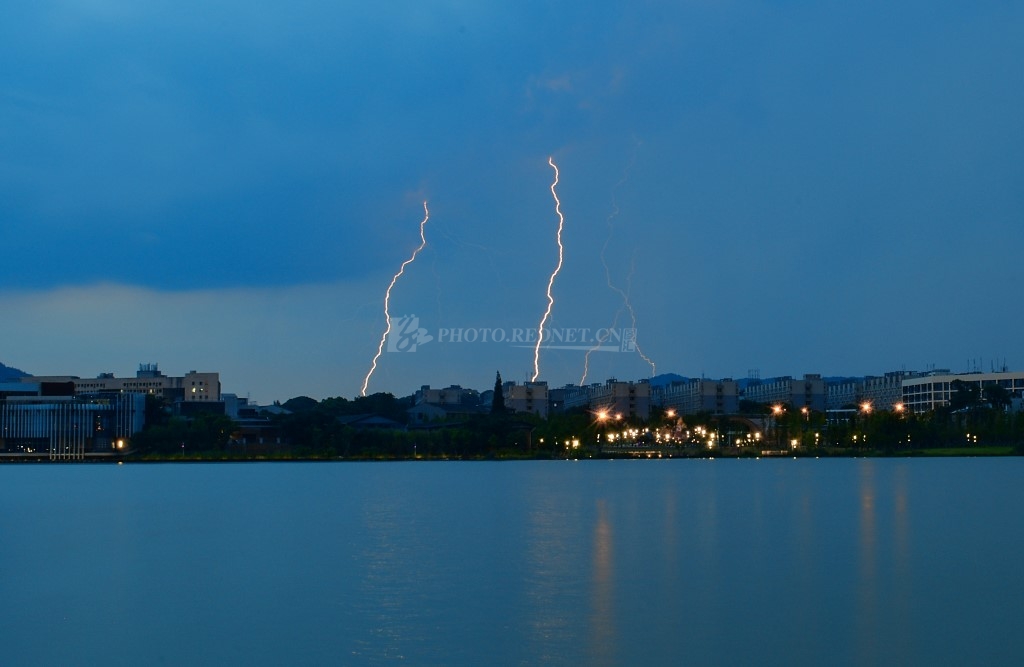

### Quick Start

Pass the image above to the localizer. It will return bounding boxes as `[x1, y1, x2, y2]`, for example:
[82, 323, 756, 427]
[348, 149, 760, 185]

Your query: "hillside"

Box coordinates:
[0, 362, 29, 382]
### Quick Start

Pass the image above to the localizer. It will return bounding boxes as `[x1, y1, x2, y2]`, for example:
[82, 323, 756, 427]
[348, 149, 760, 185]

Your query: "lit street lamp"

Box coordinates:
[771, 404, 785, 447]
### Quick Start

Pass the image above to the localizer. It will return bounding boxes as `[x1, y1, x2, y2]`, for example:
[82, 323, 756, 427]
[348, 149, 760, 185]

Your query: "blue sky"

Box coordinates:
[2, 1, 1022, 403]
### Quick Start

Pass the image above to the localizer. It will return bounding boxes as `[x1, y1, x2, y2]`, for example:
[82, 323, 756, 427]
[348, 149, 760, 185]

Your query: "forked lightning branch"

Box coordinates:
[387, 315, 637, 353]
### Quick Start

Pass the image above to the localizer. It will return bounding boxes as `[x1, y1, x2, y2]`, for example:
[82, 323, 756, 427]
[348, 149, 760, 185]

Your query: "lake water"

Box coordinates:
[2, 458, 1023, 666]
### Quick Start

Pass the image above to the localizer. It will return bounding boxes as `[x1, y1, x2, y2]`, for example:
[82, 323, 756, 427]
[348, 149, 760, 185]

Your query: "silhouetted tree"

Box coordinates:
[949, 380, 980, 412]
[983, 384, 1011, 411]
[282, 396, 319, 412]
[144, 393, 170, 428]
[492, 371, 506, 415]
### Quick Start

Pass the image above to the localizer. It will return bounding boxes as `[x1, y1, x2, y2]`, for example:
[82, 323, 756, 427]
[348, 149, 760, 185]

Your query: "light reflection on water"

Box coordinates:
[2, 459, 1023, 666]
[588, 498, 615, 667]
[857, 461, 879, 665]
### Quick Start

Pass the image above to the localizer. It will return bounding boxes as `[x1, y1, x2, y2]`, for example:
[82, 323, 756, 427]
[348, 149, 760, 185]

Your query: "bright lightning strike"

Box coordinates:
[532, 157, 564, 382]
[361, 201, 430, 397]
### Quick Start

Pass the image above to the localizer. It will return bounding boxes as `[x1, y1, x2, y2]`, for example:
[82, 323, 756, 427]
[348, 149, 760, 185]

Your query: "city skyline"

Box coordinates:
[2, 2, 1022, 404]
[3, 356, 1019, 411]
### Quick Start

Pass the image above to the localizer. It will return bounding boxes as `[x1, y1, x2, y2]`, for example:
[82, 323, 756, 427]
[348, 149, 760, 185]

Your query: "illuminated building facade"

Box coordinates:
[0, 383, 145, 460]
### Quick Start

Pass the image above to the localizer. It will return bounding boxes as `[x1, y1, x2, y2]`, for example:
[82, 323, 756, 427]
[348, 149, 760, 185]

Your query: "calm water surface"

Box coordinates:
[2, 459, 1023, 666]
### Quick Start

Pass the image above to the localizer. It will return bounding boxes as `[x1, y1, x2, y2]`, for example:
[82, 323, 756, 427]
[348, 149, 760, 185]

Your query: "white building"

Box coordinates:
[901, 371, 1024, 413]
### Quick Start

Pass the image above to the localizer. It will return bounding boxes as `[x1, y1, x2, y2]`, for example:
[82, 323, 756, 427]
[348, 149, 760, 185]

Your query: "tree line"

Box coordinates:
[128, 384, 1024, 460]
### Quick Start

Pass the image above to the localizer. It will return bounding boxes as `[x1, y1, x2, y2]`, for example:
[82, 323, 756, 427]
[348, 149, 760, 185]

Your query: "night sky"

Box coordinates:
[2, 1, 1022, 403]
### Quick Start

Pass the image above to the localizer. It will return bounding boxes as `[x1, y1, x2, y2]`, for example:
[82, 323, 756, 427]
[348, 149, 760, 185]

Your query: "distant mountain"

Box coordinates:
[0, 362, 29, 382]
[648, 373, 689, 388]
[822, 376, 862, 385]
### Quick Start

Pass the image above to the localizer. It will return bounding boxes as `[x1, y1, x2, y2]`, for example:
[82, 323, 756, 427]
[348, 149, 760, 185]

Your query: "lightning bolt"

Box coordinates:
[580, 252, 655, 383]
[580, 152, 656, 384]
[621, 252, 656, 376]
[582, 306, 625, 385]
[532, 156, 565, 382]
[361, 201, 430, 397]
[581, 163, 630, 385]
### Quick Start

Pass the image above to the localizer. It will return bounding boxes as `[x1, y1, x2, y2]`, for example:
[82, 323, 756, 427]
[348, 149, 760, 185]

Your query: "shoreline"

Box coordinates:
[2, 445, 1019, 463]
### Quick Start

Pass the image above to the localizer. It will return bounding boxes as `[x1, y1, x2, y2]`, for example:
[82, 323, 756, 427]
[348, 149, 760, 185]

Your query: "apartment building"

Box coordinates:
[653, 379, 740, 415]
